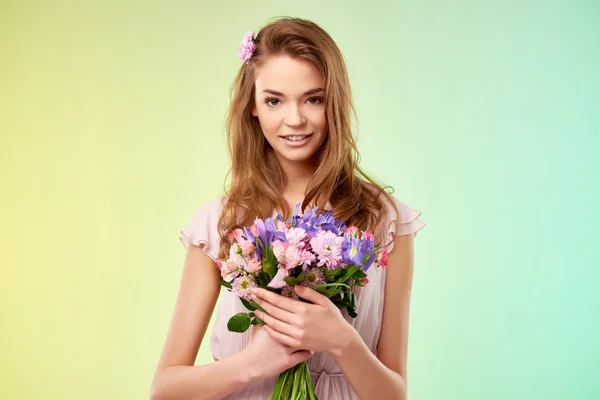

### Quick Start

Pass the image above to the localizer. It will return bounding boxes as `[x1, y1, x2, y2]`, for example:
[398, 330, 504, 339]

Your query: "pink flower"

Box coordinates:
[249, 223, 259, 236]
[359, 277, 369, 286]
[232, 276, 256, 300]
[276, 218, 289, 233]
[285, 227, 307, 246]
[363, 230, 374, 241]
[377, 249, 388, 268]
[232, 228, 245, 243]
[267, 266, 290, 289]
[309, 230, 344, 269]
[229, 245, 246, 268]
[246, 257, 261, 274]
[272, 240, 301, 269]
[220, 260, 237, 279]
[239, 31, 256, 63]
[239, 240, 255, 256]
[344, 226, 360, 236]
[298, 250, 316, 271]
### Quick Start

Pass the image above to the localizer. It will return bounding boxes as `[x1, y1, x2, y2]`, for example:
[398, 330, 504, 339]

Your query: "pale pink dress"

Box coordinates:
[179, 195, 426, 399]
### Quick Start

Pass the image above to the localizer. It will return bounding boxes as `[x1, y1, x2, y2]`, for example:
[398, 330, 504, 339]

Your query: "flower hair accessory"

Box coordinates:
[238, 31, 256, 63]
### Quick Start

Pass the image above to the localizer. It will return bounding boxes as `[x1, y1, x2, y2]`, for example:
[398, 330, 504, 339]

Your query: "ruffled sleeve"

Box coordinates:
[382, 195, 426, 254]
[179, 196, 226, 263]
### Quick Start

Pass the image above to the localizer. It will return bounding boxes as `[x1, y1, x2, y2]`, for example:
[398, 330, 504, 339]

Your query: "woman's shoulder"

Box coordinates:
[179, 195, 228, 259]
[196, 195, 228, 215]
[379, 192, 426, 249]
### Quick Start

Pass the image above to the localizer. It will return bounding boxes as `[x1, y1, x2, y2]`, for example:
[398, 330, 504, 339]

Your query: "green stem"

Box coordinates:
[305, 361, 319, 400]
[309, 282, 350, 290]
[289, 363, 300, 399]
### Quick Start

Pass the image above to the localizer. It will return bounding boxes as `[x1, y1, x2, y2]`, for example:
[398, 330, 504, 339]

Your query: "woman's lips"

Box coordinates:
[281, 133, 313, 147]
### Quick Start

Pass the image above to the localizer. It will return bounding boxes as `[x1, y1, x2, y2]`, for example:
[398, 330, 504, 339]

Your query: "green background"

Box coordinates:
[2, 1, 599, 399]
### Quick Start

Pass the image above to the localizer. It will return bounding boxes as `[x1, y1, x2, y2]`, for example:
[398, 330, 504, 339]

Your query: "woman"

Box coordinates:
[151, 17, 426, 400]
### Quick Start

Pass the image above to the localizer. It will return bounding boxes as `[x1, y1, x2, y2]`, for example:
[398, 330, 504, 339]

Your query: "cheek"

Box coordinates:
[258, 112, 281, 135]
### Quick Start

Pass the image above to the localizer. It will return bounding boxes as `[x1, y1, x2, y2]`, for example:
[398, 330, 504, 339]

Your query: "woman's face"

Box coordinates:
[252, 55, 327, 166]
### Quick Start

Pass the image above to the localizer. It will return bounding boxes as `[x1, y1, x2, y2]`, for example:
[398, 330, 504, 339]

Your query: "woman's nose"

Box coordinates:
[284, 104, 306, 126]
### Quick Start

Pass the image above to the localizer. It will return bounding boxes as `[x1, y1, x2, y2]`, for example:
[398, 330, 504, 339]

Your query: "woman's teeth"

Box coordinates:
[286, 135, 308, 141]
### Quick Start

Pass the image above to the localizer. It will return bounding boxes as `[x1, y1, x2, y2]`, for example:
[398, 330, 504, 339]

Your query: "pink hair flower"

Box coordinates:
[238, 31, 256, 63]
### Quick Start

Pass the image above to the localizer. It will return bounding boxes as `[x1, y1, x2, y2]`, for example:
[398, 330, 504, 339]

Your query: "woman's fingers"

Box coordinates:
[264, 324, 302, 349]
[251, 288, 304, 314]
[255, 309, 298, 338]
[251, 293, 296, 324]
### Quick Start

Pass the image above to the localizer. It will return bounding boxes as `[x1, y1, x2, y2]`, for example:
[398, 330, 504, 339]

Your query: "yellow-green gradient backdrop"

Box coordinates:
[2, 1, 599, 399]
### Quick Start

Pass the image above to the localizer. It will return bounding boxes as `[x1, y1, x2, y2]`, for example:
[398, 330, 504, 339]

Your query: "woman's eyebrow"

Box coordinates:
[262, 87, 324, 97]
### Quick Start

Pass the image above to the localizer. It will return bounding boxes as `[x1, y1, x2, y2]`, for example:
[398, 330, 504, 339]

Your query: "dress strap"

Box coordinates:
[309, 370, 344, 398]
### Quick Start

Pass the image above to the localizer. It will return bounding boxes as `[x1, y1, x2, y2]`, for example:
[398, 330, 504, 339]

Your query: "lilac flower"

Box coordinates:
[250, 217, 286, 260]
[232, 276, 256, 300]
[316, 211, 346, 235]
[361, 238, 376, 271]
[298, 209, 319, 234]
[363, 252, 377, 271]
[309, 230, 344, 269]
[303, 267, 325, 286]
[342, 235, 365, 266]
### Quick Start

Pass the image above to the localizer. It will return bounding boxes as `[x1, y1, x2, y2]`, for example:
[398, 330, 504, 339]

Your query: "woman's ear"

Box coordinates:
[251, 105, 258, 117]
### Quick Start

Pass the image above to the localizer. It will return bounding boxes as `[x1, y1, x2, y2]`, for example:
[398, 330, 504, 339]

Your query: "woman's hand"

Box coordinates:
[243, 324, 314, 382]
[250, 285, 356, 356]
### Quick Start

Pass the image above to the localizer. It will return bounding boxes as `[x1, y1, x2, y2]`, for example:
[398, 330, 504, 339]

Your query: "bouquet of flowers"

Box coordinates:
[216, 205, 389, 400]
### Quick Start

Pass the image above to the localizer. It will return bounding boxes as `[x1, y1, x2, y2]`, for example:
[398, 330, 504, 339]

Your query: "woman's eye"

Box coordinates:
[264, 96, 323, 107]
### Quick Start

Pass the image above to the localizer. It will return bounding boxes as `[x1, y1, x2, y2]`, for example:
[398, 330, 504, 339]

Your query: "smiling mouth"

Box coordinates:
[281, 133, 313, 142]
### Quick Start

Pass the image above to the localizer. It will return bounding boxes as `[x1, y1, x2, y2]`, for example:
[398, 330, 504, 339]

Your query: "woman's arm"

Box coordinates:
[331, 233, 414, 400]
[150, 244, 252, 400]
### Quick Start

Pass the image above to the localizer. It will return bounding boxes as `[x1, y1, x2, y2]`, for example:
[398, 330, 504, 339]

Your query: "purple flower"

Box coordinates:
[342, 235, 365, 266]
[315, 210, 346, 235]
[361, 238, 376, 271]
[297, 206, 320, 234]
[303, 267, 325, 286]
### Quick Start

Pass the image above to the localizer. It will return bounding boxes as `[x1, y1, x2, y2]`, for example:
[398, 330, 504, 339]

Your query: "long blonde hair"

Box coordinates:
[217, 17, 400, 259]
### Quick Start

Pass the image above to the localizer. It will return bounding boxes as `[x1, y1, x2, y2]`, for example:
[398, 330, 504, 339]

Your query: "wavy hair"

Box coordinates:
[217, 16, 400, 259]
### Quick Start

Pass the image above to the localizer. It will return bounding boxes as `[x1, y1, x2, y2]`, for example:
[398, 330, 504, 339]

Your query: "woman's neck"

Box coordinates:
[277, 156, 316, 199]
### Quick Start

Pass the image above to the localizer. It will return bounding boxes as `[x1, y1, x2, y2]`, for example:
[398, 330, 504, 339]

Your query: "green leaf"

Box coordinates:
[219, 277, 232, 289]
[339, 265, 360, 284]
[353, 270, 367, 279]
[240, 297, 258, 311]
[284, 276, 297, 286]
[324, 267, 343, 277]
[347, 306, 357, 318]
[227, 312, 251, 333]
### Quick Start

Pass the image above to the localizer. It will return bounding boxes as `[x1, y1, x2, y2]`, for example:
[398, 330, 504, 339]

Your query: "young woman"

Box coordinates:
[151, 17, 426, 400]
